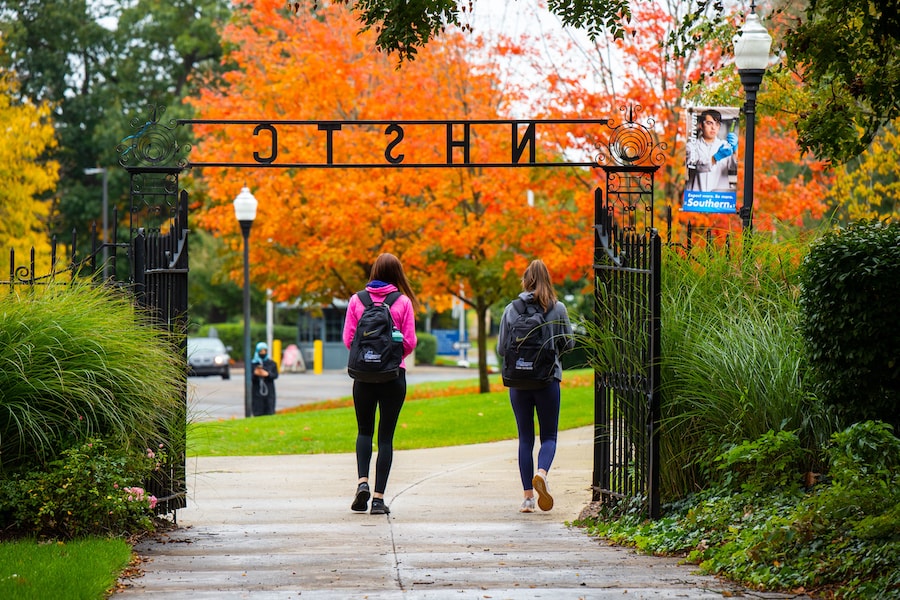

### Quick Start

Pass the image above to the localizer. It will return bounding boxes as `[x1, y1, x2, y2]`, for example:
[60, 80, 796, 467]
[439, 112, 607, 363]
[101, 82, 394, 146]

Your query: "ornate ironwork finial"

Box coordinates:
[116, 104, 190, 169]
[597, 105, 667, 168]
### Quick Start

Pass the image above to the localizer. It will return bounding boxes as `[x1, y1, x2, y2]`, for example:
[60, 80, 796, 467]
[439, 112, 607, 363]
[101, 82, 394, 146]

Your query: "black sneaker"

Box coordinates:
[370, 498, 390, 515]
[351, 482, 370, 512]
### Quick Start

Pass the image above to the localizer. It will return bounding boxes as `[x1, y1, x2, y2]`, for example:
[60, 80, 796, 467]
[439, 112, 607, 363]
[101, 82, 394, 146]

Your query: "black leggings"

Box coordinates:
[353, 371, 407, 495]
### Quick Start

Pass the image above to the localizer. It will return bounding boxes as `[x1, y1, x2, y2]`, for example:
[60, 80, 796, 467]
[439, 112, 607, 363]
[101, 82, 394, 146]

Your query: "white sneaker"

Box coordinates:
[532, 473, 554, 511]
[519, 497, 536, 513]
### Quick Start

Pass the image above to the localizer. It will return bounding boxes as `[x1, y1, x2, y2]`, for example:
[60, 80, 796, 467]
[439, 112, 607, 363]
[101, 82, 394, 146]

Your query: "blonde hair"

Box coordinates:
[521, 259, 556, 312]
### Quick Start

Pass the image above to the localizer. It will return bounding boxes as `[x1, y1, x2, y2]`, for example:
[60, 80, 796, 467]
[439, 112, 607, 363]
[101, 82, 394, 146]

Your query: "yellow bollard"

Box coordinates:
[313, 340, 323, 374]
[272, 338, 283, 372]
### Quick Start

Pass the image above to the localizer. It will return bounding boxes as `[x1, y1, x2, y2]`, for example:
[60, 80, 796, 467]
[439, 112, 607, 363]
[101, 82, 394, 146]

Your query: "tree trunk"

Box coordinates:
[476, 298, 490, 393]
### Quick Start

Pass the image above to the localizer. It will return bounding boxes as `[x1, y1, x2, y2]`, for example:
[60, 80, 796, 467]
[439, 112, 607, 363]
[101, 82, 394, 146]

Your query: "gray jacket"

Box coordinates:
[497, 291, 575, 382]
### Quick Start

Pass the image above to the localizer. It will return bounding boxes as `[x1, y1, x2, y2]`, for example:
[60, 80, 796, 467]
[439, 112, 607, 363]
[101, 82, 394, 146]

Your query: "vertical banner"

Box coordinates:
[682, 106, 741, 213]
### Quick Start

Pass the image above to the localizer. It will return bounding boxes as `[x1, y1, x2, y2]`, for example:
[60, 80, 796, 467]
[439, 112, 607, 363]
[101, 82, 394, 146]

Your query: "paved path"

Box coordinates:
[120, 368, 803, 598]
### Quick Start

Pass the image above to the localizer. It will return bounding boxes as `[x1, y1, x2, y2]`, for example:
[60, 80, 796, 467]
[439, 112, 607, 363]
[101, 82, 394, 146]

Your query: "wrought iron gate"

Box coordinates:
[592, 108, 663, 518]
[118, 110, 191, 513]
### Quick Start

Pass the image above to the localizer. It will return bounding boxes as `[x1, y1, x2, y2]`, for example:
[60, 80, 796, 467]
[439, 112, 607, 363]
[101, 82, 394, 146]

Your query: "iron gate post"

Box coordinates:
[592, 106, 664, 518]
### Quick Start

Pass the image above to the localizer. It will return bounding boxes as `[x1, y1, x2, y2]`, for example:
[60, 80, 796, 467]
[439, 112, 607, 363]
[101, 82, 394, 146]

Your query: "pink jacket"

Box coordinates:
[342, 283, 417, 370]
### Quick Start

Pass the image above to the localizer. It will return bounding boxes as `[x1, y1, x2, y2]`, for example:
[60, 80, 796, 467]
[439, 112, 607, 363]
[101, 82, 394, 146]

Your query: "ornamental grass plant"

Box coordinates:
[0, 283, 186, 540]
[577, 232, 900, 597]
[580, 236, 837, 501]
[657, 237, 838, 498]
[0, 283, 186, 473]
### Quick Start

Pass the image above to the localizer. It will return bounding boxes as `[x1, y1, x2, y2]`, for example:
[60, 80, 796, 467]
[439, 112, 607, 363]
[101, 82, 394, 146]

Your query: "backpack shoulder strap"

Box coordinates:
[512, 298, 527, 315]
[384, 291, 402, 306]
[357, 290, 373, 307]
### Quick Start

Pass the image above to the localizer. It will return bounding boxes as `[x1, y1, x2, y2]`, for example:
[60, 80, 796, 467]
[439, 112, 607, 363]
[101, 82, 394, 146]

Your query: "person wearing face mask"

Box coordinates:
[251, 341, 279, 416]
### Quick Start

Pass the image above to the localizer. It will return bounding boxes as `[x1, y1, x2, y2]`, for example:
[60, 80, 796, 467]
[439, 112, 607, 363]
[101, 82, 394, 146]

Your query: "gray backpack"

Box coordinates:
[501, 299, 556, 389]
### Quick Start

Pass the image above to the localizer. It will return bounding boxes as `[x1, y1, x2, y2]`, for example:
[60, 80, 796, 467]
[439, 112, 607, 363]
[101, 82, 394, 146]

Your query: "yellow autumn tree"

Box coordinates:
[827, 118, 900, 222]
[0, 64, 59, 279]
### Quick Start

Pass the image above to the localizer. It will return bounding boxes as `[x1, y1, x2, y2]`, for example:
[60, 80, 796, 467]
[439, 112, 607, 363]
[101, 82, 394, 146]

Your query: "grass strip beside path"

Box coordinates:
[189, 371, 594, 457]
[0, 538, 132, 599]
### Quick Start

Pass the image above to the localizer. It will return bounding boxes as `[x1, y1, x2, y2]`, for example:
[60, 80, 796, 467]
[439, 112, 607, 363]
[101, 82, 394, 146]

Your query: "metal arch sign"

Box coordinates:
[175, 118, 610, 169]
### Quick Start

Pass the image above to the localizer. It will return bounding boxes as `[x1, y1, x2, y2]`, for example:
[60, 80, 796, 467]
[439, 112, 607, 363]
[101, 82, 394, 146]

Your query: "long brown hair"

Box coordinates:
[521, 259, 557, 312]
[370, 252, 419, 311]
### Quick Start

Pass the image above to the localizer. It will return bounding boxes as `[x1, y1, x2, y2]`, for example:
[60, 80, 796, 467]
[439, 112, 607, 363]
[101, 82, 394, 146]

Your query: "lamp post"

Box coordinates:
[84, 167, 110, 279]
[733, 2, 772, 232]
[233, 187, 258, 418]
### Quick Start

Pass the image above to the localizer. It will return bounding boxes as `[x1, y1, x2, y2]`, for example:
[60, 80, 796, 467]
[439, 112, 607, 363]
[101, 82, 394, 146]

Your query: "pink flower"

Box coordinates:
[123, 487, 147, 502]
[149, 496, 158, 510]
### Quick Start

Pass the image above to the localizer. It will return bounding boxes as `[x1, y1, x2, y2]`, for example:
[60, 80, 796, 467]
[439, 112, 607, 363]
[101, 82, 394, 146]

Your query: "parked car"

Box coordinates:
[187, 337, 231, 379]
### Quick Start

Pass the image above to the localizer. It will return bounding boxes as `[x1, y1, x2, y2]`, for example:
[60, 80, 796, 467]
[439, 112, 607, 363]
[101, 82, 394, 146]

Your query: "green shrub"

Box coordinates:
[0, 438, 161, 539]
[415, 332, 437, 365]
[579, 422, 900, 597]
[715, 429, 806, 494]
[826, 420, 900, 485]
[798, 219, 900, 429]
[0, 283, 185, 474]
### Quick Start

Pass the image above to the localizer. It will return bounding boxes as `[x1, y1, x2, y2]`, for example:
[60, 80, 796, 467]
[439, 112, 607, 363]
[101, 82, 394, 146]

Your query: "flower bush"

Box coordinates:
[0, 438, 165, 539]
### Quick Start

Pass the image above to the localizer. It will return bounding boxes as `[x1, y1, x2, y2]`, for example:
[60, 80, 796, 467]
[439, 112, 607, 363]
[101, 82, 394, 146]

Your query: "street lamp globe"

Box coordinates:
[233, 186, 259, 224]
[733, 12, 772, 71]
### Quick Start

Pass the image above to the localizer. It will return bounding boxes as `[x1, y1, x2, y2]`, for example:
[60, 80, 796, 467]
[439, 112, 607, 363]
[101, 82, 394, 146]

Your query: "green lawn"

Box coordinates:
[0, 538, 132, 600]
[189, 370, 594, 456]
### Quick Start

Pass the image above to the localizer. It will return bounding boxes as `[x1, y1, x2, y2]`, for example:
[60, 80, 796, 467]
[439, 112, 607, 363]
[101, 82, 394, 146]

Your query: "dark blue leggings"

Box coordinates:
[509, 382, 560, 490]
[353, 371, 406, 495]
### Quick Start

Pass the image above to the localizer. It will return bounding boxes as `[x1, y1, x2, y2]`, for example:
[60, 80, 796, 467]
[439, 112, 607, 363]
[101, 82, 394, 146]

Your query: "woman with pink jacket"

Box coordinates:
[342, 253, 418, 515]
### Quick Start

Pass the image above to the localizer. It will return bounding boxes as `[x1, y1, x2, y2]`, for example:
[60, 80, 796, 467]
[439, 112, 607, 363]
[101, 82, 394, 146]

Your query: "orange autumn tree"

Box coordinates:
[498, 1, 832, 242]
[185, 0, 593, 391]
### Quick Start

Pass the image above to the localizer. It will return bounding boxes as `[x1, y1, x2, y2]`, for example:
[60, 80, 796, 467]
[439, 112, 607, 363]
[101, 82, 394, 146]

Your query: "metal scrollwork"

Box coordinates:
[14, 265, 33, 284]
[117, 105, 191, 168]
[597, 105, 667, 168]
[595, 105, 662, 237]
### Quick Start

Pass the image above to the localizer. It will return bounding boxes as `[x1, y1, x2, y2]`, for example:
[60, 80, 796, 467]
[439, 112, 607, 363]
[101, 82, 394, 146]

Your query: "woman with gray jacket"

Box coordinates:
[497, 259, 574, 513]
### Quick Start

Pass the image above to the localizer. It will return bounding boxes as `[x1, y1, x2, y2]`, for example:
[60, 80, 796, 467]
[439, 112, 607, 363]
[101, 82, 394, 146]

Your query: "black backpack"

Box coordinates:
[501, 299, 557, 389]
[347, 290, 403, 383]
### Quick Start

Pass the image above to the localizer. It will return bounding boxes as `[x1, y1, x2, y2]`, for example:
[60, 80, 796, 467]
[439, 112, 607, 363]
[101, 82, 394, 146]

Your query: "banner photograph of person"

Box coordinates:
[683, 106, 741, 214]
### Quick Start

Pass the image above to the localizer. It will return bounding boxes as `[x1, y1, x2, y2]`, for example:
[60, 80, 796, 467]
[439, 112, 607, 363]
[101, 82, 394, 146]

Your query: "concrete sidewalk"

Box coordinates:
[119, 426, 799, 599]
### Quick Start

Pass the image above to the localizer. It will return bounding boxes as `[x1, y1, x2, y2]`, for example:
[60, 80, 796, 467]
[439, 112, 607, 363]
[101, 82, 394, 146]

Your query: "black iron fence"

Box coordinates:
[592, 108, 663, 518]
